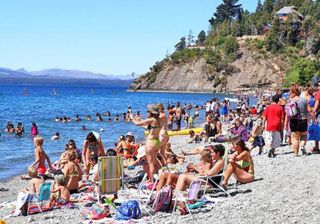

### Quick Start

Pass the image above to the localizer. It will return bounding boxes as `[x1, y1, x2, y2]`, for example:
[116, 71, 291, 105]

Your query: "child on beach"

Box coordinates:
[50, 175, 70, 207]
[250, 114, 265, 155]
[188, 130, 201, 143]
[30, 136, 54, 177]
[25, 166, 44, 194]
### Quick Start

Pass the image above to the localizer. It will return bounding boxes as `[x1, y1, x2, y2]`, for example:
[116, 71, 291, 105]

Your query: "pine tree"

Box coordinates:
[212, 0, 242, 24]
[197, 30, 207, 46]
[263, 0, 274, 14]
[256, 0, 263, 14]
[187, 30, 195, 46]
[175, 37, 186, 51]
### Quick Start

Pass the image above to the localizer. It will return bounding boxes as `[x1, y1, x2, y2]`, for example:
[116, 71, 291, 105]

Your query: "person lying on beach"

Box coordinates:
[222, 139, 254, 189]
[30, 136, 54, 177]
[165, 142, 185, 163]
[156, 149, 213, 191]
[50, 175, 70, 207]
[181, 144, 215, 156]
[174, 144, 225, 215]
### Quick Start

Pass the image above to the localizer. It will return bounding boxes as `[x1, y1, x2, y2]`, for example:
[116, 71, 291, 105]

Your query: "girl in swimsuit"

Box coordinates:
[223, 139, 254, 188]
[63, 150, 82, 193]
[130, 104, 162, 183]
[157, 103, 169, 162]
[82, 131, 105, 176]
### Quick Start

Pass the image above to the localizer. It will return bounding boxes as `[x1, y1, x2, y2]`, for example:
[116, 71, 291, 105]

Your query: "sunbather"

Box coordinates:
[174, 144, 225, 215]
[50, 175, 70, 207]
[25, 166, 44, 194]
[63, 150, 81, 194]
[222, 139, 254, 188]
[156, 148, 213, 191]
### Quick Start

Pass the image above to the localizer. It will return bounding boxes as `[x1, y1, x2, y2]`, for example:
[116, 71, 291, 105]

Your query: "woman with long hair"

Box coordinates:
[223, 139, 254, 188]
[82, 131, 105, 176]
[157, 103, 169, 162]
[130, 104, 162, 183]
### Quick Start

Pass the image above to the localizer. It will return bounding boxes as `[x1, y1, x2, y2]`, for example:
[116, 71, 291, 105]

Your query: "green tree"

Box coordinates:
[266, 18, 283, 53]
[302, 15, 315, 49]
[212, 0, 242, 24]
[175, 37, 186, 51]
[263, 0, 274, 14]
[187, 30, 195, 46]
[255, 0, 263, 14]
[197, 30, 206, 45]
[285, 14, 301, 46]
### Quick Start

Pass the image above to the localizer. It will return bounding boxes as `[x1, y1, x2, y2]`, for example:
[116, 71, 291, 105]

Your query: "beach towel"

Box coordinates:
[81, 203, 110, 220]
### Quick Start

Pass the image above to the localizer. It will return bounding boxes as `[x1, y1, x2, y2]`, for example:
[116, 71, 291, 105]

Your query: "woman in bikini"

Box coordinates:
[222, 139, 254, 188]
[82, 131, 105, 176]
[157, 103, 169, 162]
[63, 150, 82, 194]
[130, 104, 162, 183]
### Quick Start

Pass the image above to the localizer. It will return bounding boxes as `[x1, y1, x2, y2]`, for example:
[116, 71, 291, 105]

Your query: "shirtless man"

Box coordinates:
[175, 102, 183, 131]
[30, 136, 54, 176]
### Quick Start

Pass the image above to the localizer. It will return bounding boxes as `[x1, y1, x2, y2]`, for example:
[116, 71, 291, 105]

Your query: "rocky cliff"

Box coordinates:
[129, 43, 287, 93]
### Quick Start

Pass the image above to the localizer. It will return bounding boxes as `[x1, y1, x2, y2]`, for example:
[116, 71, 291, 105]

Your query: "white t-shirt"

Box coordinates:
[89, 164, 98, 181]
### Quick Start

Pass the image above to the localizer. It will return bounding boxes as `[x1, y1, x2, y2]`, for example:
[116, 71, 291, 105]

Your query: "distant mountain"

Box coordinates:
[0, 67, 133, 80]
[0, 67, 31, 78]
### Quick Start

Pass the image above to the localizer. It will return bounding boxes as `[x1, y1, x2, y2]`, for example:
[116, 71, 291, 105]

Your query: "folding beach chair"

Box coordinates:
[172, 179, 202, 215]
[27, 182, 52, 215]
[131, 173, 159, 216]
[197, 149, 230, 197]
[97, 156, 124, 201]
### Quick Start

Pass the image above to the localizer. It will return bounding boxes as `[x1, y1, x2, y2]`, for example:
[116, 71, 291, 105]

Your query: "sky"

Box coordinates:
[0, 0, 258, 76]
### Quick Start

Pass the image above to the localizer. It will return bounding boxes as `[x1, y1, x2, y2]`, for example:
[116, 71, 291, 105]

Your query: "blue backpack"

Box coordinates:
[115, 200, 141, 220]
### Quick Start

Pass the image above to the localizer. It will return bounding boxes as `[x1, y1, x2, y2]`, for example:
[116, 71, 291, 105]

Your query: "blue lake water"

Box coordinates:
[0, 84, 235, 180]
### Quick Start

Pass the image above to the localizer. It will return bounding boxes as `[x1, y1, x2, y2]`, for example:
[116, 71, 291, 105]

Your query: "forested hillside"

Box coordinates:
[130, 0, 320, 92]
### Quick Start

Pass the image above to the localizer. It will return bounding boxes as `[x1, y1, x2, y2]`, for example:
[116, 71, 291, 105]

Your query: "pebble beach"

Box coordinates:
[1, 134, 319, 224]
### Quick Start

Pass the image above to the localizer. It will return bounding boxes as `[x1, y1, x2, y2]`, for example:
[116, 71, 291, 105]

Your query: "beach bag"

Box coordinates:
[152, 184, 172, 212]
[285, 101, 300, 118]
[81, 203, 110, 220]
[115, 200, 141, 220]
[307, 121, 320, 141]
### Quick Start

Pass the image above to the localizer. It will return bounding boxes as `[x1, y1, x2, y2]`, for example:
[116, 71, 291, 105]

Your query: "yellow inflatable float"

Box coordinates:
[144, 127, 203, 136]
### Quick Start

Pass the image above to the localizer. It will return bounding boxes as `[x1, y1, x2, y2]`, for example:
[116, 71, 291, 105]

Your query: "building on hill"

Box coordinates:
[275, 6, 304, 21]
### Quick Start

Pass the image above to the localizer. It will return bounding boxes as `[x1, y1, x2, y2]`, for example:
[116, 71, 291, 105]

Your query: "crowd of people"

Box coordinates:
[10, 80, 320, 219]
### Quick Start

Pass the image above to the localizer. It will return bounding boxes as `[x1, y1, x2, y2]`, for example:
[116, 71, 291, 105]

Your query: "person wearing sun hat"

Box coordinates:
[129, 104, 162, 183]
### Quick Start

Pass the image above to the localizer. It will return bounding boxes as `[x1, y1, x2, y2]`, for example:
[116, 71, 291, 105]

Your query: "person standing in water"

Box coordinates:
[31, 123, 39, 137]
[130, 104, 162, 183]
[157, 103, 169, 162]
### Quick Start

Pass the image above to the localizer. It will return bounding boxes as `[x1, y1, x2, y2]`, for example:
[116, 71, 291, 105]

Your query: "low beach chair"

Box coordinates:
[197, 149, 230, 198]
[27, 182, 52, 215]
[97, 156, 124, 201]
[172, 179, 202, 215]
[131, 173, 159, 215]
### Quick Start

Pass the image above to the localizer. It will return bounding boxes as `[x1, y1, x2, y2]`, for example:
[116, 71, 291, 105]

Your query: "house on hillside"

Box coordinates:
[275, 6, 304, 21]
